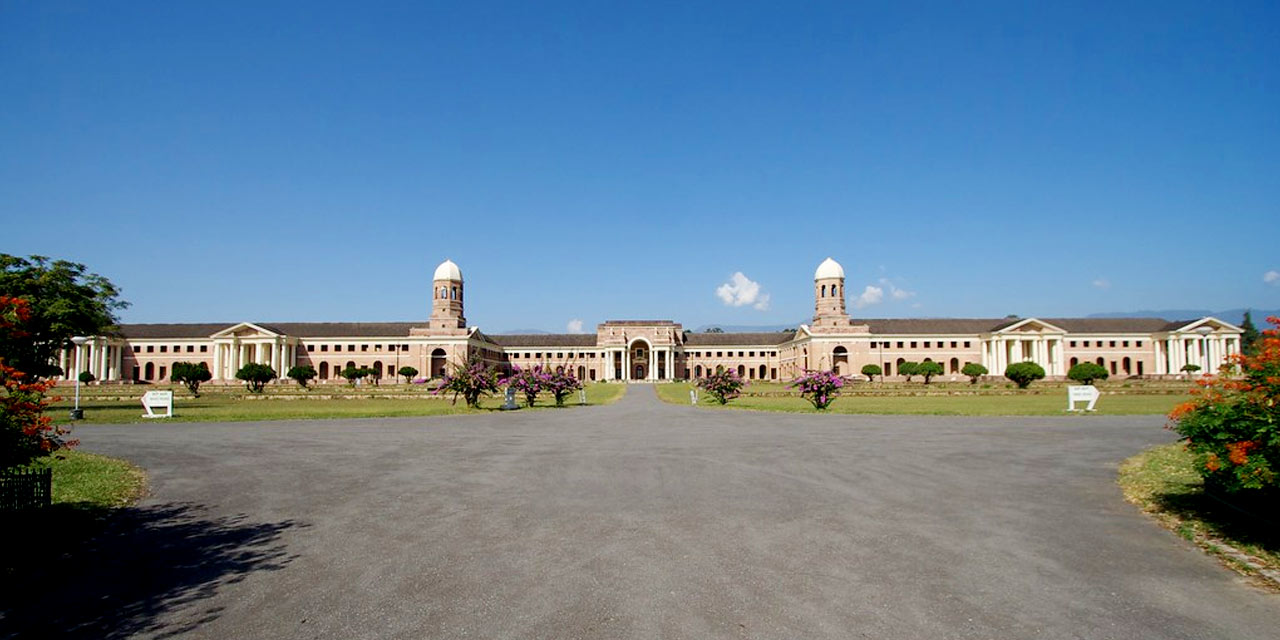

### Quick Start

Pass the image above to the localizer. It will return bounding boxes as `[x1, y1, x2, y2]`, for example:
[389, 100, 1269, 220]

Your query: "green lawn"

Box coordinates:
[35, 450, 148, 508]
[48, 382, 627, 424]
[1120, 443, 1279, 585]
[657, 381, 1190, 415]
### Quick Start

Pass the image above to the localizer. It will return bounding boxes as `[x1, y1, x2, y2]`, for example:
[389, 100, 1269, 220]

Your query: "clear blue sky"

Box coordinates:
[2, 1, 1277, 332]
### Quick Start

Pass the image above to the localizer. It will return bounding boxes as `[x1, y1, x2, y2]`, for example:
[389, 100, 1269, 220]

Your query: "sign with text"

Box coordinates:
[141, 390, 174, 418]
[1067, 385, 1100, 412]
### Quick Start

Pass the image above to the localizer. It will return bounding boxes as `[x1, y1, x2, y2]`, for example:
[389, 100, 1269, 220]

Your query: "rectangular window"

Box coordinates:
[402, 344, 409, 351]
[1136, 341, 1143, 348]
[159, 346, 167, 353]
[536, 353, 542, 359]
[910, 342, 917, 349]
[897, 342, 904, 349]
[321, 345, 329, 352]
[361, 344, 369, 352]
[923, 341, 930, 348]
[307, 345, 314, 352]
[159, 366, 167, 379]
[199, 345, 207, 353]
[187, 345, 194, 352]
[146, 346, 154, 353]
[133, 346, 141, 353]
[348, 345, 356, 352]
[749, 351, 755, 357]
[1082, 341, 1090, 347]
[1109, 341, 1116, 348]
[1069, 341, 1077, 348]
[717, 352, 723, 357]
[950, 341, 957, 348]
[1122, 341, 1130, 348]
[964, 342, 970, 348]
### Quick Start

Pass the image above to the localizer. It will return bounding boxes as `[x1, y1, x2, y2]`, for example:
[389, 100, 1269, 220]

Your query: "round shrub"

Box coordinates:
[1067, 362, 1108, 385]
[1004, 361, 1045, 389]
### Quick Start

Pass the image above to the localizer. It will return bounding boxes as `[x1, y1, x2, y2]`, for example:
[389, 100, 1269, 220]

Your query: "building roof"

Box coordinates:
[814, 257, 844, 280]
[601, 320, 679, 326]
[487, 334, 599, 347]
[116, 323, 238, 339]
[684, 332, 795, 346]
[857, 318, 1008, 335]
[433, 259, 462, 281]
[119, 322, 422, 339]
[1042, 318, 1187, 334]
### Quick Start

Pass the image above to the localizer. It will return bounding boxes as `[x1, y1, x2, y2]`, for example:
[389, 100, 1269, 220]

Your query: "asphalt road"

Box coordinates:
[6, 386, 1277, 638]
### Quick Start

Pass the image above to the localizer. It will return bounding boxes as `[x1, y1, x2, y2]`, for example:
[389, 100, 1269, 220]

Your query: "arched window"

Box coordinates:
[695, 365, 703, 377]
[949, 357, 959, 373]
[577, 366, 585, 380]
[821, 284, 826, 297]
[373, 361, 383, 377]
[439, 286, 447, 299]
[1069, 357, 1078, 368]
[144, 362, 154, 380]
[319, 362, 329, 379]
[759, 364, 767, 379]
[1122, 357, 1131, 375]
[737, 365, 745, 377]
[1096, 357, 1105, 367]
[450, 286, 457, 300]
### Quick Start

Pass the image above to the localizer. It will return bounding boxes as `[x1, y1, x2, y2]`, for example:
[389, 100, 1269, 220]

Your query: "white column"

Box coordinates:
[622, 348, 630, 381]
[648, 350, 656, 381]
[666, 349, 674, 380]
[271, 342, 281, 374]
[213, 343, 223, 380]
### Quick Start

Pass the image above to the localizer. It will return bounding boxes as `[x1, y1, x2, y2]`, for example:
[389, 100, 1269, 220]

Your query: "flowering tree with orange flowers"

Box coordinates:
[1167, 317, 1280, 494]
[0, 296, 75, 468]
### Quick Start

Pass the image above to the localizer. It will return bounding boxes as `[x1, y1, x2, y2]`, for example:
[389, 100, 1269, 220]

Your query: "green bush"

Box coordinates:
[1067, 362, 1108, 385]
[696, 368, 746, 405]
[1004, 361, 1045, 389]
[287, 365, 317, 389]
[235, 363, 276, 393]
[860, 364, 882, 382]
[77, 371, 95, 384]
[170, 361, 211, 396]
[960, 362, 987, 384]
[898, 361, 919, 382]
[398, 366, 418, 383]
[917, 361, 944, 384]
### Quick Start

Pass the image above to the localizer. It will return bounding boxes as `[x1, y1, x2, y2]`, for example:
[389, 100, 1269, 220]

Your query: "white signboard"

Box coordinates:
[690, 389, 698, 405]
[142, 390, 174, 418]
[1067, 385, 1100, 412]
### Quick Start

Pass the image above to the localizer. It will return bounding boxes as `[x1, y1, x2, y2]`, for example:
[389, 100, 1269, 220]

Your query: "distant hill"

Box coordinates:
[491, 328, 552, 335]
[1086, 308, 1279, 326]
[692, 323, 802, 333]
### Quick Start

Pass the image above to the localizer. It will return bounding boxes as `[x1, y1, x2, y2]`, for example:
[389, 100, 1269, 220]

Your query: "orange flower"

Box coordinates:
[1205, 453, 1221, 472]
[1225, 441, 1256, 466]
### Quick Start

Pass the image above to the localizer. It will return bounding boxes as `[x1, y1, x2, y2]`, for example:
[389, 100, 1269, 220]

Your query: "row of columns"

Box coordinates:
[1156, 334, 1237, 375]
[982, 336, 1065, 376]
[59, 339, 123, 381]
[211, 340, 296, 380]
[604, 345, 676, 381]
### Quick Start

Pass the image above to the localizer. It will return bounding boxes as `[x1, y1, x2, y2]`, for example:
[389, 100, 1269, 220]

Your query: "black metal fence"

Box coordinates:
[0, 467, 52, 511]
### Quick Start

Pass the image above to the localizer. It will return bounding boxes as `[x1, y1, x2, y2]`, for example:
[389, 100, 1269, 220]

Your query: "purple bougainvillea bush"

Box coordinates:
[789, 369, 845, 410]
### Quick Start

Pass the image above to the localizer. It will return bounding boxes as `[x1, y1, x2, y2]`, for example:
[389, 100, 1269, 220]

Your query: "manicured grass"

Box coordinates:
[657, 381, 1190, 415]
[47, 382, 627, 424]
[36, 450, 148, 508]
[1119, 443, 1279, 586]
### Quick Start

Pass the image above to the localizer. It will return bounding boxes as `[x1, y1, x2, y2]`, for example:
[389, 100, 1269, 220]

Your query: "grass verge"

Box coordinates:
[1119, 443, 1279, 588]
[658, 382, 1188, 415]
[47, 382, 627, 425]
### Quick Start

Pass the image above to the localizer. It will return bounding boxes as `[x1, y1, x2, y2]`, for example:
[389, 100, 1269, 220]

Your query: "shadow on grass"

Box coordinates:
[1, 502, 302, 638]
[1149, 487, 1279, 558]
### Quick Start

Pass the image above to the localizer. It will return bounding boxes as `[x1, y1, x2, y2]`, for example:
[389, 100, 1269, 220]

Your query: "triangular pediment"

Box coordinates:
[993, 317, 1067, 335]
[1169, 316, 1242, 334]
[210, 322, 282, 339]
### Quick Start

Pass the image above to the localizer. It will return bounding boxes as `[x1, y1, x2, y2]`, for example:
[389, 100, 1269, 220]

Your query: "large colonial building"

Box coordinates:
[59, 258, 1243, 385]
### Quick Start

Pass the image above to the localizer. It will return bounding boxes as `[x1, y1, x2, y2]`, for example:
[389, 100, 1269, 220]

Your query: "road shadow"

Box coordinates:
[1150, 488, 1279, 557]
[1, 502, 302, 638]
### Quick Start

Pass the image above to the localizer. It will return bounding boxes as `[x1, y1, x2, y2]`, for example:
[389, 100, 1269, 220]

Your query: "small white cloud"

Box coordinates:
[1264, 270, 1280, 286]
[566, 319, 584, 334]
[852, 285, 884, 309]
[1092, 278, 1111, 289]
[876, 277, 915, 301]
[716, 272, 769, 310]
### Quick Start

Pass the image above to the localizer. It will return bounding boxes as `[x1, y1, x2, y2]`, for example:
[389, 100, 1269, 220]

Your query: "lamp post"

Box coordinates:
[1195, 326, 1213, 376]
[70, 336, 88, 420]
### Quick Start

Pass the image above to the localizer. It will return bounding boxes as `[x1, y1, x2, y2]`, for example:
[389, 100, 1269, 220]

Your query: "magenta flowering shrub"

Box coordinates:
[504, 365, 551, 407]
[790, 369, 845, 410]
[696, 368, 746, 405]
[545, 368, 584, 406]
[433, 357, 501, 408]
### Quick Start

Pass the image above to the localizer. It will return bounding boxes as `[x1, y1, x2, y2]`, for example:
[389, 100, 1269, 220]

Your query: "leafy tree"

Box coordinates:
[504, 365, 548, 406]
[1, 296, 75, 468]
[0, 254, 128, 378]
[287, 365, 317, 389]
[77, 371, 95, 384]
[546, 368, 584, 406]
[960, 362, 988, 384]
[860, 363, 882, 382]
[1067, 362, 1109, 386]
[790, 369, 845, 410]
[235, 363, 276, 393]
[1169, 316, 1280, 493]
[1241, 310, 1260, 356]
[1004, 361, 1046, 389]
[340, 366, 368, 386]
[398, 366, 418, 383]
[696, 368, 745, 404]
[433, 355, 501, 408]
[898, 361, 919, 382]
[1181, 364, 1201, 378]
[705, 327, 725, 333]
[917, 361, 944, 384]
[170, 361, 212, 396]
[363, 366, 379, 386]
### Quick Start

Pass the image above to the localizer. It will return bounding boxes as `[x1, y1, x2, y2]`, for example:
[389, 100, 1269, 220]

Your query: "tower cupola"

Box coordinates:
[813, 257, 849, 327]
[430, 258, 466, 330]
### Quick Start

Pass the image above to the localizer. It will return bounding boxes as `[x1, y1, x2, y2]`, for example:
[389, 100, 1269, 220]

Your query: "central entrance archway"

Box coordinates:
[629, 339, 650, 381]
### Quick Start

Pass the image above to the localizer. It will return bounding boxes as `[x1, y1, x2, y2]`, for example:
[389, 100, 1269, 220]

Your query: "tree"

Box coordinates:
[1241, 310, 1260, 356]
[1169, 316, 1280, 494]
[917, 361, 944, 384]
[790, 369, 845, 410]
[170, 361, 212, 396]
[235, 363, 276, 393]
[860, 363, 882, 382]
[1181, 364, 1201, 379]
[696, 368, 746, 404]
[504, 366, 548, 406]
[546, 368, 584, 406]
[433, 355, 501, 408]
[960, 362, 987, 384]
[0, 255, 128, 378]
[1, 296, 76, 468]
[1004, 361, 1046, 389]
[898, 361, 919, 382]
[1067, 362, 1108, 386]
[340, 366, 368, 386]
[77, 371, 95, 384]
[705, 327, 725, 333]
[287, 365, 317, 389]
[398, 366, 418, 383]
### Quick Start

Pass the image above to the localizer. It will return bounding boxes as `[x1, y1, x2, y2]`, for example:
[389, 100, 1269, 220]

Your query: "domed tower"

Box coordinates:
[813, 257, 850, 328]
[430, 259, 466, 331]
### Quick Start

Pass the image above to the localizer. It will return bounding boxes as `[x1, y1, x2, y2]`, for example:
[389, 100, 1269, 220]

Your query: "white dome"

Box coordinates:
[814, 257, 844, 280]
[433, 259, 462, 281]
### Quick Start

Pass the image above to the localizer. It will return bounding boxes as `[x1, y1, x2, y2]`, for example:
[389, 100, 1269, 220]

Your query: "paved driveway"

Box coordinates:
[6, 387, 1277, 638]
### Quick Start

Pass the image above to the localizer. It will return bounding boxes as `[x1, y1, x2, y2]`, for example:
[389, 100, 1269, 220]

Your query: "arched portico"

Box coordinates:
[628, 338, 651, 381]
